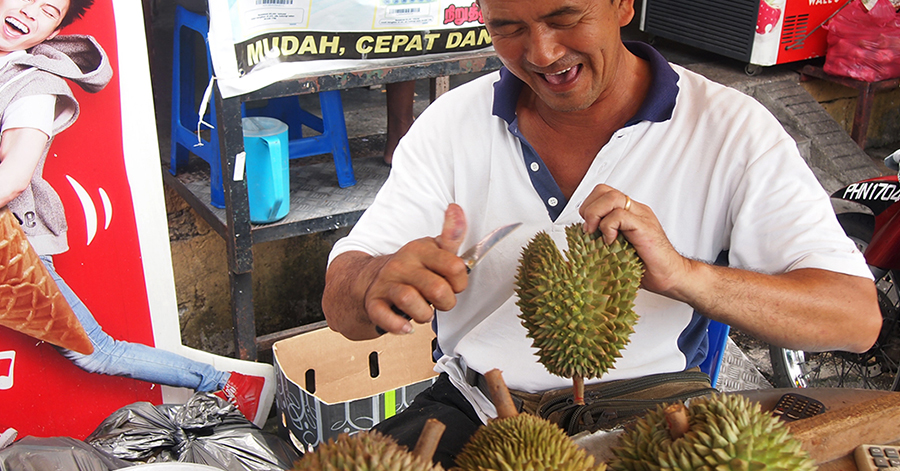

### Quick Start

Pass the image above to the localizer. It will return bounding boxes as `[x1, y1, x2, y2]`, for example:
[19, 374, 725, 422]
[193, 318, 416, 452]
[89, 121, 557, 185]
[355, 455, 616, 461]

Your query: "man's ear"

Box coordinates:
[47, 29, 61, 41]
[617, 0, 636, 27]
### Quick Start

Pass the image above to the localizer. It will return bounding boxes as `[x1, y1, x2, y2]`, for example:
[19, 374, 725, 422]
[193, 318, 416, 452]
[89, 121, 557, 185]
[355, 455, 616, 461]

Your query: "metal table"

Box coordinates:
[163, 49, 503, 360]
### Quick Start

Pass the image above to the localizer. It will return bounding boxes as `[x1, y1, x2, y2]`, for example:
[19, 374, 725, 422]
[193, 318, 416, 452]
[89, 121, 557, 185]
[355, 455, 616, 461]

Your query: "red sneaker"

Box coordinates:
[214, 372, 265, 422]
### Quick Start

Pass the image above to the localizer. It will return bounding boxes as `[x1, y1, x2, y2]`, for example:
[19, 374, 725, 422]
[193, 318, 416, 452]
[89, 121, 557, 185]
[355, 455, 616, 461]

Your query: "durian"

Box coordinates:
[453, 369, 607, 471]
[293, 419, 446, 471]
[515, 224, 644, 403]
[608, 393, 817, 471]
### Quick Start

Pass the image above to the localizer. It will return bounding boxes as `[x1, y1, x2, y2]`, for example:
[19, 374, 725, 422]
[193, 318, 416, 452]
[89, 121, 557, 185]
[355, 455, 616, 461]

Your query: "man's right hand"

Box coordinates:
[323, 204, 469, 339]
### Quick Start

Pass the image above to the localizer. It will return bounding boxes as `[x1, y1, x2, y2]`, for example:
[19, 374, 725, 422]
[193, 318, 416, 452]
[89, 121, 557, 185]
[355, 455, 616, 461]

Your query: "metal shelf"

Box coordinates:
[164, 156, 391, 245]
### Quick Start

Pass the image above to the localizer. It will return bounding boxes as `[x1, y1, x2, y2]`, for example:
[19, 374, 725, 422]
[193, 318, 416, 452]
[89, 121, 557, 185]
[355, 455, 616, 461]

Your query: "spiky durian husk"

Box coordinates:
[453, 413, 607, 471]
[515, 224, 644, 379]
[608, 394, 817, 471]
[293, 430, 443, 471]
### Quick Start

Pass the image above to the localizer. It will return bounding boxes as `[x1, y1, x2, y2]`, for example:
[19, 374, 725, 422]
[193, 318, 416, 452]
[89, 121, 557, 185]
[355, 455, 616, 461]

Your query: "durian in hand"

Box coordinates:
[293, 418, 445, 471]
[453, 369, 607, 471]
[608, 394, 817, 471]
[515, 223, 644, 403]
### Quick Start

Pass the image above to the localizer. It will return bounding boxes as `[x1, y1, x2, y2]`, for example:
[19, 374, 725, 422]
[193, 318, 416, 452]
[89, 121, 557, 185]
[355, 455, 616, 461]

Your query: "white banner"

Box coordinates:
[208, 0, 494, 98]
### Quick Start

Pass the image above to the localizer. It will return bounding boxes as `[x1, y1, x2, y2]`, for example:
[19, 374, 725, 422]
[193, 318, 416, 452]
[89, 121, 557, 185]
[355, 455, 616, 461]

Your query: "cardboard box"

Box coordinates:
[273, 325, 437, 451]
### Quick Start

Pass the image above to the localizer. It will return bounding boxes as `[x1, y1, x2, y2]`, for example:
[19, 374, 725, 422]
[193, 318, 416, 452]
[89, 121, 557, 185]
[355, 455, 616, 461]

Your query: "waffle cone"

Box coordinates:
[0, 207, 93, 354]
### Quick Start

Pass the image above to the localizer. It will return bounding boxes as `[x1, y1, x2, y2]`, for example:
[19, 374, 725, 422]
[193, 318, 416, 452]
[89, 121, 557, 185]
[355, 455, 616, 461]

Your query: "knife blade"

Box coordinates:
[377, 222, 522, 334]
[460, 222, 522, 273]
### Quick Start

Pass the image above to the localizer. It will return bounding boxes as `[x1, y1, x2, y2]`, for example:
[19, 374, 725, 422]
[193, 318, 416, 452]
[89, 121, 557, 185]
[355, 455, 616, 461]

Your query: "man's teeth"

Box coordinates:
[542, 66, 576, 85]
[6, 18, 28, 34]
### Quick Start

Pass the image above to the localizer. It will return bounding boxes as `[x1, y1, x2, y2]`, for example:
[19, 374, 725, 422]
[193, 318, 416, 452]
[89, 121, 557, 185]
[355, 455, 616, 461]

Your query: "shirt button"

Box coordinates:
[530, 162, 540, 172]
[548, 197, 558, 207]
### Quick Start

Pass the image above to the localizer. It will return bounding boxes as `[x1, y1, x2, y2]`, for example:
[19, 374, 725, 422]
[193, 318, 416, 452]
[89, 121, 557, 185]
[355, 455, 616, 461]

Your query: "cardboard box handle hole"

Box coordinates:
[305, 369, 316, 393]
[369, 351, 380, 378]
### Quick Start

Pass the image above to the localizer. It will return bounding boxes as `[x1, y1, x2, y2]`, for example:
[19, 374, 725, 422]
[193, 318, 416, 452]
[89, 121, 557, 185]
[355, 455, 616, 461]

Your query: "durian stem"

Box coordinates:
[484, 369, 519, 419]
[413, 418, 446, 462]
[573, 376, 585, 406]
[664, 403, 689, 439]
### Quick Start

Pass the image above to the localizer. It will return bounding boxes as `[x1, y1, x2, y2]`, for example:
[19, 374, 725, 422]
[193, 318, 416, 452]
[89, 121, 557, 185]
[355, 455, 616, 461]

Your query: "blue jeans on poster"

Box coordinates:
[43, 255, 229, 392]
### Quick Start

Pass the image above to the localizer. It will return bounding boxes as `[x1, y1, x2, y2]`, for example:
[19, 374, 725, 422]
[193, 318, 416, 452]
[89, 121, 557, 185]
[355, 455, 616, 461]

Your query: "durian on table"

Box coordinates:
[452, 369, 607, 471]
[515, 223, 644, 404]
[608, 393, 817, 471]
[292, 418, 446, 471]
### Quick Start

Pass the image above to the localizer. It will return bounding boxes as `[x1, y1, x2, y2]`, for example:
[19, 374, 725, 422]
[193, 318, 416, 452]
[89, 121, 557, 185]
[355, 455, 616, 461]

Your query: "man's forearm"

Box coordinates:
[675, 262, 881, 353]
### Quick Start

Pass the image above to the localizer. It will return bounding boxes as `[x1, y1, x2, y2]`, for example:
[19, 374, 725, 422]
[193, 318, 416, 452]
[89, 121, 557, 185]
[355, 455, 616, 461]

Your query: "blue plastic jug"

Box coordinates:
[242, 117, 290, 223]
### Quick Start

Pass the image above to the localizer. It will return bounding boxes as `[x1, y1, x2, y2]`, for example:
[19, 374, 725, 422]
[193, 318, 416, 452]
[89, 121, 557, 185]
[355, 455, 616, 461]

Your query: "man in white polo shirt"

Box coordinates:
[322, 0, 881, 466]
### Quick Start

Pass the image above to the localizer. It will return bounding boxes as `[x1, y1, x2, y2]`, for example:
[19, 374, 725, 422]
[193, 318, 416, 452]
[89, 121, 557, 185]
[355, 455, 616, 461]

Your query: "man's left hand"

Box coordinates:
[579, 183, 691, 296]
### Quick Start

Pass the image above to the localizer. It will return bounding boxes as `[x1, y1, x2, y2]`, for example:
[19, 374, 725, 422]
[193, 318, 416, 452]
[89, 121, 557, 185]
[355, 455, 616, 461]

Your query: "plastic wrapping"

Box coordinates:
[0, 436, 131, 471]
[87, 393, 300, 471]
[823, 0, 900, 82]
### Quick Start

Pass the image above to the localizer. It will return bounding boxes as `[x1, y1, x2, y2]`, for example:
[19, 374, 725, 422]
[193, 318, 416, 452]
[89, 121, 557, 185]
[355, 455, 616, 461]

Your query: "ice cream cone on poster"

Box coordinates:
[757, 0, 784, 34]
[0, 207, 93, 355]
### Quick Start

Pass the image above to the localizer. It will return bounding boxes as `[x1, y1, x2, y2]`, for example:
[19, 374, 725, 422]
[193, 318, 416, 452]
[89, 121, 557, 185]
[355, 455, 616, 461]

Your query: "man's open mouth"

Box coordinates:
[540, 65, 580, 86]
[5, 17, 29, 35]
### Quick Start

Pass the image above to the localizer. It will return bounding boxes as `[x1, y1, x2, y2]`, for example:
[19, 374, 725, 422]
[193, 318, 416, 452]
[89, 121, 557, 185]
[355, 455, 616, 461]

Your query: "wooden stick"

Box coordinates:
[484, 369, 519, 419]
[788, 392, 900, 464]
[412, 418, 446, 462]
[573, 376, 585, 406]
[664, 403, 690, 439]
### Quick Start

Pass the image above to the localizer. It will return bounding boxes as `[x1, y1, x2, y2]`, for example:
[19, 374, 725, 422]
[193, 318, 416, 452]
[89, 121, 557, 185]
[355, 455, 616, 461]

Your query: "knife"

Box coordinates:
[460, 222, 522, 273]
[376, 222, 522, 335]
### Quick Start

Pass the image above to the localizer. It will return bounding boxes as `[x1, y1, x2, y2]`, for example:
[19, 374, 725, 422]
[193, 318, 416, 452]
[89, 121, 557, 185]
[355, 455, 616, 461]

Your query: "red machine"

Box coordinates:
[639, 0, 850, 74]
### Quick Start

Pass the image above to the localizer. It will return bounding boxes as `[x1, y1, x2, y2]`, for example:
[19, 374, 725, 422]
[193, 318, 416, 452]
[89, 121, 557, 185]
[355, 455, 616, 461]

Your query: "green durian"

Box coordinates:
[293, 429, 444, 471]
[515, 224, 644, 391]
[608, 394, 817, 471]
[453, 410, 607, 471]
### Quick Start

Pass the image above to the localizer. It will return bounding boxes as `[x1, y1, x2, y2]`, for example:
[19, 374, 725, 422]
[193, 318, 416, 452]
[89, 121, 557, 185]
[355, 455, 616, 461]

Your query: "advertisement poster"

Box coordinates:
[208, 0, 494, 97]
[0, 0, 273, 439]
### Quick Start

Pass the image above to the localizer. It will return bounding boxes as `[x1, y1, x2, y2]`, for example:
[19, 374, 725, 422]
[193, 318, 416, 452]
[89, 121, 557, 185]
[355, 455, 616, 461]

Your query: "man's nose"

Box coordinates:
[524, 26, 565, 68]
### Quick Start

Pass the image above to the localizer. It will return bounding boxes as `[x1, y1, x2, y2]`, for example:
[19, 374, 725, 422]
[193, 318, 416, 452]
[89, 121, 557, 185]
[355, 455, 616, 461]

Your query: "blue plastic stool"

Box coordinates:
[699, 319, 731, 388]
[170, 5, 356, 209]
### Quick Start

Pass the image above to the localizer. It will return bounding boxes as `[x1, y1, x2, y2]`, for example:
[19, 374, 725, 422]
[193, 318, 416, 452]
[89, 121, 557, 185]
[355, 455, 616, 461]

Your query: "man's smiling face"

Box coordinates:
[0, 0, 69, 56]
[481, 0, 635, 113]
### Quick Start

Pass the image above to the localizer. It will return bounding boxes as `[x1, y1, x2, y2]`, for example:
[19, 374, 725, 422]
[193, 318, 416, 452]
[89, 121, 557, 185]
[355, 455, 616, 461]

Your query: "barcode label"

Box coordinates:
[256, 0, 292, 4]
[390, 7, 421, 14]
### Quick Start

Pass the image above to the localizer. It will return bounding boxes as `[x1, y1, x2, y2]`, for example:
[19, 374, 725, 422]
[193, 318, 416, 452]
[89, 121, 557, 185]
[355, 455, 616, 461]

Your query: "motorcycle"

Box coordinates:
[769, 149, 900, 390]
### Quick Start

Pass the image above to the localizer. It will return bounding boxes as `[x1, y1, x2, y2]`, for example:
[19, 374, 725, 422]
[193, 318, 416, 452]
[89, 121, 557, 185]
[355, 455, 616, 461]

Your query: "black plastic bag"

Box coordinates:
[0, 436, 130, 471]
[87, 393, 299, 471]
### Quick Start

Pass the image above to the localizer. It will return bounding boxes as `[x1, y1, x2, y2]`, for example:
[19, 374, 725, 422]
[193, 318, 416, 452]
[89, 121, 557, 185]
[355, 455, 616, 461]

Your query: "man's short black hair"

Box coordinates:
[59, 0, 94, 30]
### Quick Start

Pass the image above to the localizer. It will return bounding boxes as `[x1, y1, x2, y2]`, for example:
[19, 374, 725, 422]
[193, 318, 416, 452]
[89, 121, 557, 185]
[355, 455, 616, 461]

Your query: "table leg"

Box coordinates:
[230, 270, 258, 361]
[216, 87, 258, 360]
[850, 82, 876, 150]
[430, 76, 450, 101]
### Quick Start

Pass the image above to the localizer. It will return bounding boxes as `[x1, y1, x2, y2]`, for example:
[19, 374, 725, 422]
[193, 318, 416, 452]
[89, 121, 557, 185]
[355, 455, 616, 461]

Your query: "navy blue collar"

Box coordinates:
[490, 41, 679, 223]
[491, 41, 680, 126]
